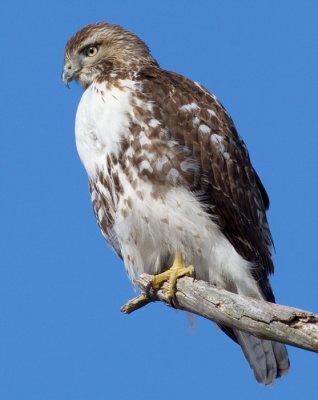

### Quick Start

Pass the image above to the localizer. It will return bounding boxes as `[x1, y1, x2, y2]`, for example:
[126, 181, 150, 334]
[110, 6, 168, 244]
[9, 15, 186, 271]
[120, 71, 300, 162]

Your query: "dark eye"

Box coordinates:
[85, 46, 98, 57]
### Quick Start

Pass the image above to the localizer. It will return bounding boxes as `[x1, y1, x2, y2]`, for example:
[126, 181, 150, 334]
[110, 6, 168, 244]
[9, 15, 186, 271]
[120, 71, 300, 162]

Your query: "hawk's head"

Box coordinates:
[62, 22, 157, 88]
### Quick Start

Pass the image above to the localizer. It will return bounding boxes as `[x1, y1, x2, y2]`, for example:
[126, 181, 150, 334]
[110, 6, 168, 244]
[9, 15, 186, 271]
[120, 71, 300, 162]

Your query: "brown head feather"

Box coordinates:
[63, 22, 158, 88]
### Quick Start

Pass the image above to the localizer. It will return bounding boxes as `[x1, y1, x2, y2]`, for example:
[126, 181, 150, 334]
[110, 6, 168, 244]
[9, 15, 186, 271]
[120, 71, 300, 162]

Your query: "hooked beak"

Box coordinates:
[62, 61, 75, 87]
[62, 70, 72, 88]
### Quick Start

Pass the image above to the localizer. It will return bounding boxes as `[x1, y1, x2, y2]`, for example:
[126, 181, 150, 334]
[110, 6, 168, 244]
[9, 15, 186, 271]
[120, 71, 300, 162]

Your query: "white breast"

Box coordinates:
[75, 80, 134, 178]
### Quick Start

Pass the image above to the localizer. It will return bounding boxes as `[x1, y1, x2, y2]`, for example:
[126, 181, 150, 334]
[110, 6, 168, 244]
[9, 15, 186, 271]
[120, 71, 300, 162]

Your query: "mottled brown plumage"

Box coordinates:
[63, 22, 289, 384]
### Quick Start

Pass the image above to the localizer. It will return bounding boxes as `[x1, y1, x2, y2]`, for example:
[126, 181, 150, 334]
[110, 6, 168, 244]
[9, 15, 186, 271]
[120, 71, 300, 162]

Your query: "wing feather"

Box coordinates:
[137, 67, 274, 301]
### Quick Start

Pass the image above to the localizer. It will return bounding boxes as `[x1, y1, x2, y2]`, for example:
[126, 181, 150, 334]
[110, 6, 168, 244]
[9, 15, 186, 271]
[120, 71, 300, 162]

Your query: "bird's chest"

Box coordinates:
[75, 81, 133, 179]
[74, 80, 229, 282]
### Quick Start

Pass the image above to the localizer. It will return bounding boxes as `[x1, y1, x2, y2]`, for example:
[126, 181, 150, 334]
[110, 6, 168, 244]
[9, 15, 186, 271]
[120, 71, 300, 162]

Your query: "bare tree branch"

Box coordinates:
[120, 274, 318, 353]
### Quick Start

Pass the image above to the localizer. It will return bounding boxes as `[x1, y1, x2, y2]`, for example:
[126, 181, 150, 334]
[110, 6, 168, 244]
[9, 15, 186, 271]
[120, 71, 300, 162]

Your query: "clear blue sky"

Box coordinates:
[1, 1, 317, 399]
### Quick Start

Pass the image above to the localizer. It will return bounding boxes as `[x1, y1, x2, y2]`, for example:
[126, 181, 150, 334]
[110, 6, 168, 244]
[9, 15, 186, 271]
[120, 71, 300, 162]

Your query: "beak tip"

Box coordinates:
[62, 70, 72, 88]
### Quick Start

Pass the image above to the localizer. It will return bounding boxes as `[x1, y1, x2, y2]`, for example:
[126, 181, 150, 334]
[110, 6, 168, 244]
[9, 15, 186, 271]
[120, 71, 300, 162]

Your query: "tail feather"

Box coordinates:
[272, 340, 290, 377]
[235, 330, 289, 385]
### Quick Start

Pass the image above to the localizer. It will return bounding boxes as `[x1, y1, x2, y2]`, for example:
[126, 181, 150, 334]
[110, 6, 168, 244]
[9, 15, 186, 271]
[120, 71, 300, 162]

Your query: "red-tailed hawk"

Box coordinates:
[63, 22, 289, 384]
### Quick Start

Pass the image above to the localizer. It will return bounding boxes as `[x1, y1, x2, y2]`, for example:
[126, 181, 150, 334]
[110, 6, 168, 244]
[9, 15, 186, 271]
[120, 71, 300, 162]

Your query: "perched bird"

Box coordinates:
[63, 22, 289, 384]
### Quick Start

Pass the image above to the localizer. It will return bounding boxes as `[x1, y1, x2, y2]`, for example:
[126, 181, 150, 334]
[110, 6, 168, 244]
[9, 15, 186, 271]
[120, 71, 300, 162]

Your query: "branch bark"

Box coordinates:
[121, 274, 318, 353]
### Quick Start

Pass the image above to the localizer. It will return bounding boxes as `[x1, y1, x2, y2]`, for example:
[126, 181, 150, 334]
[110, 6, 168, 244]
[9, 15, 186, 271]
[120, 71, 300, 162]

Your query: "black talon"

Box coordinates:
[145, 282, 155, 299]
[167, 295, 178, 308]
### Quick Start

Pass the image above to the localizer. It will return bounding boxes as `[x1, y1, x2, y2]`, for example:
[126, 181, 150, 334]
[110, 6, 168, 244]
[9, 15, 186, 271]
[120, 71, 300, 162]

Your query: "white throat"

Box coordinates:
[75, 80, 134, 178]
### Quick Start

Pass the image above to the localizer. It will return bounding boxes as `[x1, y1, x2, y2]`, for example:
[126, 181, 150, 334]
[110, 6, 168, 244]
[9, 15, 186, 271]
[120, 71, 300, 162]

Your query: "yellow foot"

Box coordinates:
[151, 253, 194, 300]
